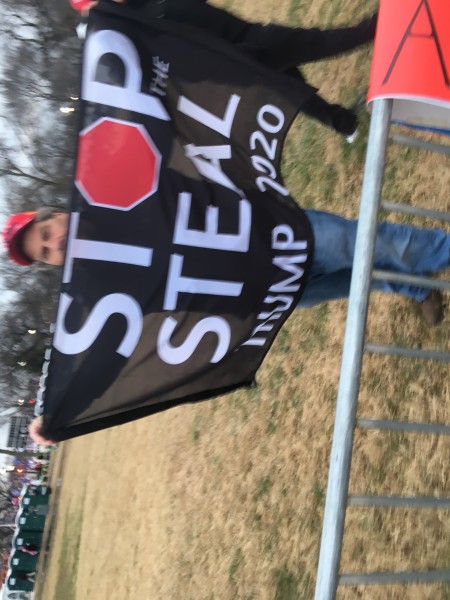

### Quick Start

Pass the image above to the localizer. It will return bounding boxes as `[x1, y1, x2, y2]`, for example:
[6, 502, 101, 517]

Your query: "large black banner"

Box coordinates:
[40, 3, 314, 440]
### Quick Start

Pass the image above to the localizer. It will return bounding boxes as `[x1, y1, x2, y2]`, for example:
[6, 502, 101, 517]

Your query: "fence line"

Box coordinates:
[313, 98, 450, 599]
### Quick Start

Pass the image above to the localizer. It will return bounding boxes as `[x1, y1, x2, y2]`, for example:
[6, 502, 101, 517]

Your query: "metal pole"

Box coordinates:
[365, 343, 450, 362]
[314, 99, 393, 600]
[348, 495, 450, 508]
[372, 270, 450, 292]
[340, 569, 450, 586]
[357, 418, 450, 435]
[390, 132, 450, 154]
[381, 200, 450, 222]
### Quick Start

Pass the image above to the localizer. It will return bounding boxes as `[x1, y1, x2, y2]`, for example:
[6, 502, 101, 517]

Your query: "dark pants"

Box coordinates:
[133, 0, 378, 134]
[249, 17, 378, 135]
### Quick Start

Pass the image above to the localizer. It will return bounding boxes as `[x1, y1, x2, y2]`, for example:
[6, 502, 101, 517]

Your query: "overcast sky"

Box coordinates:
[0, 30, 23, 304]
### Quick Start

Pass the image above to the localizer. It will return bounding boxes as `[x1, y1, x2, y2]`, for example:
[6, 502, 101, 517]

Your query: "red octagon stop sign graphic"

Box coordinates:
[75, 117, 161, 211]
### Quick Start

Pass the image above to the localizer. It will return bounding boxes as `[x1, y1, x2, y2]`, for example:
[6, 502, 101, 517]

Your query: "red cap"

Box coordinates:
[69, 0, 93, 13]
[2, 212, 37, 266]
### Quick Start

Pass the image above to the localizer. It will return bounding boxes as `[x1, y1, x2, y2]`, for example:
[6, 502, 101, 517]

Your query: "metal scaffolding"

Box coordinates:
[314, 99, 450, 599]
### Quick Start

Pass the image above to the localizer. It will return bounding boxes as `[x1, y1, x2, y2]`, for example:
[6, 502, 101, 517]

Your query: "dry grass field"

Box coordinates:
[36, 0, 449, 598]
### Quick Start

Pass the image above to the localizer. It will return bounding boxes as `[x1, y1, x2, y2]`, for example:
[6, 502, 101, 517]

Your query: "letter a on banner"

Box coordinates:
[368, 0, 450, 132]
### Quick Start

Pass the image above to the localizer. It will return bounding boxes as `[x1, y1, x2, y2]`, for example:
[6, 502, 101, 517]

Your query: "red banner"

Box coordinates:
[368, 0, 450, 130]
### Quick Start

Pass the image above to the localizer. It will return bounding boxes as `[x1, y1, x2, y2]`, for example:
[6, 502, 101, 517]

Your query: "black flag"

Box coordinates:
[40, 3, 314, 440]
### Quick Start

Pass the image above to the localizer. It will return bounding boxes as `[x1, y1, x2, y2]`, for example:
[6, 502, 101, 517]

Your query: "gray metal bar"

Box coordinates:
[365, 343, 450, 362]
[381, 200, 450, 223]
[357, 418, 450, 435]
[390, 133, 450, 155]
[372, 269, 450, 292]
[340, 569, 450, 586]
[349, 495, 450, 508]
[314, 99, 393, 600]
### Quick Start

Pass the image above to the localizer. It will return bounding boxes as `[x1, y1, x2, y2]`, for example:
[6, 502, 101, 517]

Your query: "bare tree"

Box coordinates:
[0, 0, 81, 412]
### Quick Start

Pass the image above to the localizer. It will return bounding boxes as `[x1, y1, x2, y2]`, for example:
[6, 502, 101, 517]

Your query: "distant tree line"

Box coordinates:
[0, 0, 82, 411]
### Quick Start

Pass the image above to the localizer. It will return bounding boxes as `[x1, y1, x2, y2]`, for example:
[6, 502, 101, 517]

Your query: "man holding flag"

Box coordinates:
[3, 206, 447, 444]
[1, 0, 447, 445]
[70, 0, 378, 140]
[3, 208, 448, 320]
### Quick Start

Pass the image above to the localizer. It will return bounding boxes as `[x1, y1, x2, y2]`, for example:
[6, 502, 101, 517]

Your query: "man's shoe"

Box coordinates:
[419, 290, 444, 326]
[345, 128, 359, 144]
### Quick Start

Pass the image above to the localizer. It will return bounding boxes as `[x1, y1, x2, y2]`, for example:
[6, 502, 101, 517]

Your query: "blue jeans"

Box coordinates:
[299, 210, 450, 308]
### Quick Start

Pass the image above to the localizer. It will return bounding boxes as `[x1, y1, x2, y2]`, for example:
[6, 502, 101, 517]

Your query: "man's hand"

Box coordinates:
[29, 416, 58, 447]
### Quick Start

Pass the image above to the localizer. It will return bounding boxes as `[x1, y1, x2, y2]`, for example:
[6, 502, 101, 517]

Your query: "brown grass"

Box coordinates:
[37, 0, 449, 598]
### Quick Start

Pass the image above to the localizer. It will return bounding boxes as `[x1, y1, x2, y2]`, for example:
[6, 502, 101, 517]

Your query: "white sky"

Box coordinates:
[0, 33, 32, 428]
[0, 36, 22, 303]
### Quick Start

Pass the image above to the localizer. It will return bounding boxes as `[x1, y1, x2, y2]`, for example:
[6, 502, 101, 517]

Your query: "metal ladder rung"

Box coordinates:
[314, 99, 450, 600]
[339, 569, 450, 586]
[381, 200, 450, 223]
[372, 269, 450, 292]
[365, 343, 450, 362]
[348, 495, 450, 508]
[357, 418, 450, 435]
[390, 132, 450, 155]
